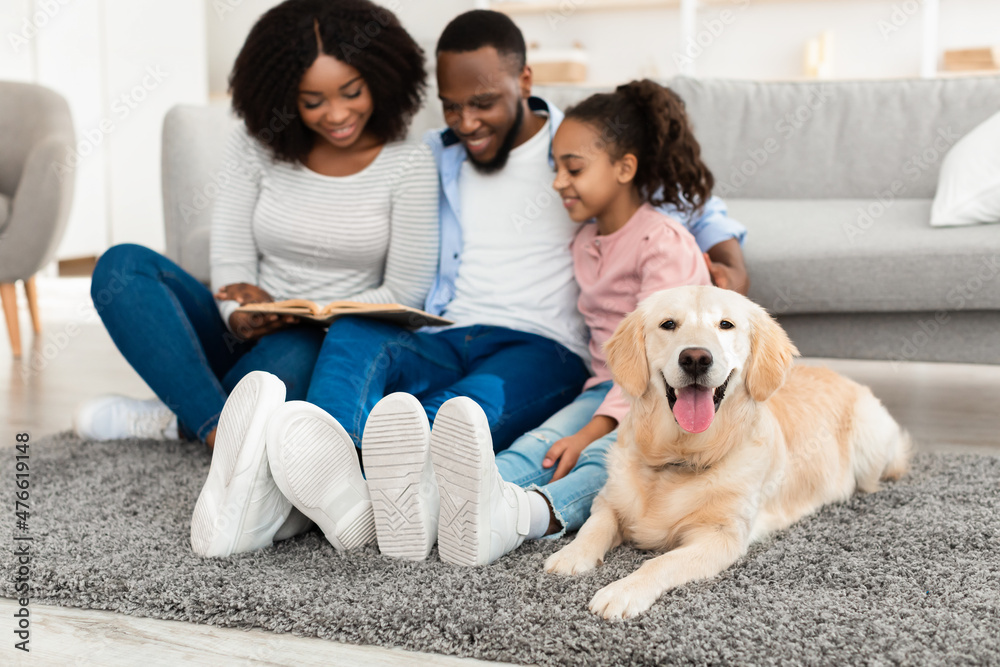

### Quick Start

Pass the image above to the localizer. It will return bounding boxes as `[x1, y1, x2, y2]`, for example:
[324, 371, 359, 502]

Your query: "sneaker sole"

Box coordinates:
[190, 372, 287, 557]
[430, 398, 494, 567]
[266, 402, 375, 551]
[362, 393, 437, 561]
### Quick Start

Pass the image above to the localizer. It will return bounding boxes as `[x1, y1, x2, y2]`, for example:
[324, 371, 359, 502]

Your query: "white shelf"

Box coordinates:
[492, 0, 943, 79]
[493, 0, 677, 14]
[491, 0, 874, 14]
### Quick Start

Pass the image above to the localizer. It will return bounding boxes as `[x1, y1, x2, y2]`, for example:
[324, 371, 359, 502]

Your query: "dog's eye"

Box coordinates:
[720, 320, 735, 330]
[660, 320, 676, 331]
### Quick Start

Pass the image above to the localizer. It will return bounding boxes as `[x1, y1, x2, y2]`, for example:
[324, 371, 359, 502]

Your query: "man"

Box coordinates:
[409, 10, 749, 565]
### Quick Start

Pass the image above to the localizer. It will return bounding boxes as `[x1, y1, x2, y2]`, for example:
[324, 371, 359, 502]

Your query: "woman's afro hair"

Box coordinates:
[229, 0, 426, 163]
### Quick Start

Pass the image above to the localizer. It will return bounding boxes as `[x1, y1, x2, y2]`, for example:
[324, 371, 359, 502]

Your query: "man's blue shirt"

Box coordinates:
[422, 96, 747, 316]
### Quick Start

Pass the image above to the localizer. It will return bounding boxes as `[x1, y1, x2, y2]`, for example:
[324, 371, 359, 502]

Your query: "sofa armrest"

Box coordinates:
[161, 104, 239, 285]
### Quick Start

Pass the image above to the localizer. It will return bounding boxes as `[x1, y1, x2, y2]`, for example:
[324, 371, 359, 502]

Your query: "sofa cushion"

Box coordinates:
[0, 193, 9, 232]
[669, 76, 1000, 200]
[731, 199, 1000, 314]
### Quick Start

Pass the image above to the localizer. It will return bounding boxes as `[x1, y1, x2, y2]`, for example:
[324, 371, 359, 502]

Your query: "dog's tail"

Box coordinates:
[852, 392, 911, 493]
[881, 426, 912, 482]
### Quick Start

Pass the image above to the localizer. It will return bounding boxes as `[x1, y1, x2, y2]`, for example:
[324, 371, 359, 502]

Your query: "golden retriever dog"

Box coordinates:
[545, 285, 910, 620]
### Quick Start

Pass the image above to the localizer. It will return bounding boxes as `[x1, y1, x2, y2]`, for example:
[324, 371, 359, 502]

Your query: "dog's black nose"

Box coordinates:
[679, 347, 713, 376]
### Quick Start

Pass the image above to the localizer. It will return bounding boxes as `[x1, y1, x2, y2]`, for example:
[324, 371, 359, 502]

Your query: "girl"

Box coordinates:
[428, 79, 716, 564]
[75, 0, 438, 451]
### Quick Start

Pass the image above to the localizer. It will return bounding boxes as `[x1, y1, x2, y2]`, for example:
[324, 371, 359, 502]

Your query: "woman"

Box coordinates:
[75, 0, 438, 450]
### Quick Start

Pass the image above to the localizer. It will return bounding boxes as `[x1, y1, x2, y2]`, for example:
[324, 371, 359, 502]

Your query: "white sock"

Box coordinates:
[525, 490, 552, 540]
[273, 508, 314, 541]
[164, 416, 179, 440]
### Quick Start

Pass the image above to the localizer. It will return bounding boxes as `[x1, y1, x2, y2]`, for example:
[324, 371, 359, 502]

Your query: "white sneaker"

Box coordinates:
[190, 371, 290, 557]
[430, 397, 530, 566]
[362, 392, 439, 561]
[74, 395, 178, 440]
[266, 401, 376, 551]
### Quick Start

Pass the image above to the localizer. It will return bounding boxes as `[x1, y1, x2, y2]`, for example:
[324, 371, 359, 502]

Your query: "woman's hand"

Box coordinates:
[215, 283, 272, 305]
[228, 310, 299, 341]
[216, 283, 298, 341]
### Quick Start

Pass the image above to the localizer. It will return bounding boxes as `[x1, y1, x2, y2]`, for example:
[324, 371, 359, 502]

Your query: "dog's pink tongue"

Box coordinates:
[673, 385, 716, 433]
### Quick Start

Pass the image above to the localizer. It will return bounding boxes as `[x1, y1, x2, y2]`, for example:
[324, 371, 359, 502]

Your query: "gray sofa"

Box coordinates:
[162, 75, 1000, 365]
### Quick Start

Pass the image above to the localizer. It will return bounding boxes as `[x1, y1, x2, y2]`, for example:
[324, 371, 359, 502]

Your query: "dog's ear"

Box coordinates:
[604, 309, 650, 398]
[744, 308, 799, 402]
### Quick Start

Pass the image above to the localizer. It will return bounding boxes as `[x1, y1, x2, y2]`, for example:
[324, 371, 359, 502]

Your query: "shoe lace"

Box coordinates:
[130, 407, 175, 439]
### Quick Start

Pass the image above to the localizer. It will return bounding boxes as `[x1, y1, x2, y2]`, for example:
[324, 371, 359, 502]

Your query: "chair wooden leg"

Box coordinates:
[24, 275, 41, 334]
[1, 282, 21, 358]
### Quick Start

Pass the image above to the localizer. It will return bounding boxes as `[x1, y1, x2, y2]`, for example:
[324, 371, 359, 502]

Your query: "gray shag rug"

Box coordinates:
[3, 433, 999, 666]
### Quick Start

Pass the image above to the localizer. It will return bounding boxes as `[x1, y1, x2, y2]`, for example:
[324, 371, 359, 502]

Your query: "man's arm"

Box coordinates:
[704, 239, 749, 295]
[656, 195, 750, 295]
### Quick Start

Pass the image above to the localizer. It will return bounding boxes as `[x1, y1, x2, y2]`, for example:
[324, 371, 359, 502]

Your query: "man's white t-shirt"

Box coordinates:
[444, 118, 590, 361]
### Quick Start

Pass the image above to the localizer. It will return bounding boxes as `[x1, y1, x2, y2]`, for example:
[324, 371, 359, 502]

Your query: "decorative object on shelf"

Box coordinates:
[528, 42, 589, 84]
[943, 46, 1000, 72]
[804, 30, 834, 79]
[491, 0, 673, 14]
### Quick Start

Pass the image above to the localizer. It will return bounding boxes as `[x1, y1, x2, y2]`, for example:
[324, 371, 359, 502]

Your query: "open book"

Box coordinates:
[236, 299, 453, 328]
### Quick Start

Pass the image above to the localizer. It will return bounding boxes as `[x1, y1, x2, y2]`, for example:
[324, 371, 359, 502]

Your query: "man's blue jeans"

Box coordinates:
[91, 244, 324, 441]
[306, 317, 590, 452]
[495, 381, 616, 536]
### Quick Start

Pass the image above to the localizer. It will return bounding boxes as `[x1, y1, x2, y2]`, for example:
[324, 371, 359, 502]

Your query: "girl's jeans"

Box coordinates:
[496, 381, 616, 536]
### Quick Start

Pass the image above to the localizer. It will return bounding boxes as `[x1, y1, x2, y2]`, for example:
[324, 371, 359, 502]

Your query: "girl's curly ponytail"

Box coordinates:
[565, 79, 713, 213]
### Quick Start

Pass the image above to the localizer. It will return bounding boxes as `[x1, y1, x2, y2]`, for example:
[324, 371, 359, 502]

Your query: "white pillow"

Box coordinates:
[931, 110, 1000, 227]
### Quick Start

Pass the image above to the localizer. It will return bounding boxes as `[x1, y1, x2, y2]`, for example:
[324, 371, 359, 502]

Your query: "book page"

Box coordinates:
[238, 299, 321, 315]
[235, 300, 453, 328]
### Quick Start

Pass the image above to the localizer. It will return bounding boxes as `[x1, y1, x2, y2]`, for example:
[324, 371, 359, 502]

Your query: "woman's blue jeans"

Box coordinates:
[91, 244, 325, 442]
[496, 381, 616, 536]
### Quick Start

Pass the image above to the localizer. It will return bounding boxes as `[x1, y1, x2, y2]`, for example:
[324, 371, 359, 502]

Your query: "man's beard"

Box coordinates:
[466, 102, 524, 175]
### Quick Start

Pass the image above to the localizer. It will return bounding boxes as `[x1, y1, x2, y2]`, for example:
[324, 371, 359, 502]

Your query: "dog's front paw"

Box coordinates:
[588, 576, 659, 620]
[544, 544, 602, 575]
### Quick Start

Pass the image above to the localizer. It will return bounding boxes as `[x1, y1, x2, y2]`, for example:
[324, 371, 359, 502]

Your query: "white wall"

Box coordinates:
[41, 2, 111, 258]
[15, 0, 109, 260]
[3, 0, 207, 260]
[0, 0, 35, 82]
[102, 0, 208, 251]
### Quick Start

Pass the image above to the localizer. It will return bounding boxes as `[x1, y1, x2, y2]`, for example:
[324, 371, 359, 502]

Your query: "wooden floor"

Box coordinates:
[1, 277, 998, 665]
[0, 600, 500, 667]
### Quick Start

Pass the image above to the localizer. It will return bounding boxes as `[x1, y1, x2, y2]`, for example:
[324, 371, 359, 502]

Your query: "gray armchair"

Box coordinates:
[0, 81, 75, 357]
